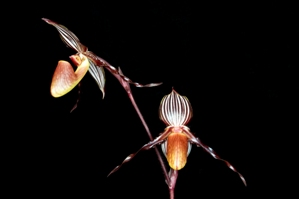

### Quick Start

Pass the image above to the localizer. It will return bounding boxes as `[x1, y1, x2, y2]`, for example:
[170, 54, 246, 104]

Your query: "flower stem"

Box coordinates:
[127, 91, 170, 183]
[168, 169, 178, 199]
[105, 66, 170, 184]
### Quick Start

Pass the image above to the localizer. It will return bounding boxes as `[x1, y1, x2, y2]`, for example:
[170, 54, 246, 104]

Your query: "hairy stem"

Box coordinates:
[168, 169, 178, 199]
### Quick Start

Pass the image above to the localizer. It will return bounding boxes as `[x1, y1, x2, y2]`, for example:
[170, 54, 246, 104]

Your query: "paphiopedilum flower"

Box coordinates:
[42, 18, 161, 100]
[109, 88, 247, 186]
[43, 18, 169, 186]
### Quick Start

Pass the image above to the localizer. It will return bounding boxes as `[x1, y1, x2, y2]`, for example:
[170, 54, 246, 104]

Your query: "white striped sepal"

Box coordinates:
[159, 88, 193, 127]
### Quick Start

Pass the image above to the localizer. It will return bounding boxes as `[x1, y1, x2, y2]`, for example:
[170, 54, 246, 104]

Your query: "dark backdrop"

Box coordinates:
[15, 2, 297, 198]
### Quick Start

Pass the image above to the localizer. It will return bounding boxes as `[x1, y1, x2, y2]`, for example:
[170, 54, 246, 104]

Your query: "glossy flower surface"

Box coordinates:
[109, 89, 246, 186]
[159, 89, 193, 170]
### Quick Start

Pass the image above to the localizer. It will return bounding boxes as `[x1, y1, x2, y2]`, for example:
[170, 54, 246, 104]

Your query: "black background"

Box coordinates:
[13, 1, 298, 198]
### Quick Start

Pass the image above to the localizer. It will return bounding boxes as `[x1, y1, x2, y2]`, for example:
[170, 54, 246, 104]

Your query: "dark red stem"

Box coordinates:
[168, 169, 178, 199]
[105, 65, 170, 184]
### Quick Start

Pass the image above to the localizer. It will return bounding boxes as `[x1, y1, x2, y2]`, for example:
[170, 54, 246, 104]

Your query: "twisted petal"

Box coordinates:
[185, 129, 247, 186]
[42, 18, 87, 52]
[117, 67, 162, 88]
[159, 89, 193, 126]
[88, 60, 106, 98]
[51, 54, 89, 97]
[108, 128, 172, 177]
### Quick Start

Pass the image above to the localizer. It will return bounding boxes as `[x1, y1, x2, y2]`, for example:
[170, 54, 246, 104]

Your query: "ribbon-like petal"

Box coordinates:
[184, 129, 247, 186]
[108, 128, 173, 177]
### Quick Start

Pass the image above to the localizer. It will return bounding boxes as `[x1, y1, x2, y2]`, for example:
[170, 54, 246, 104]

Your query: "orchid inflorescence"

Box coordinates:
[43, 18, 246, 199]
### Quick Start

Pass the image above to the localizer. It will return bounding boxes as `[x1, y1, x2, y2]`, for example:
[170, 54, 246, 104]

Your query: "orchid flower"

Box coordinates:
[42, 18, 161, 101]
[108, 88, 247, 187]
[43, 18, 170, 188]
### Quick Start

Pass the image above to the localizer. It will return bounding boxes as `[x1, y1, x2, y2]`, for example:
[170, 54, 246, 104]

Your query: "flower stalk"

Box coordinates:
[43, 18, 246, 199]
[109, 89, 246, 198]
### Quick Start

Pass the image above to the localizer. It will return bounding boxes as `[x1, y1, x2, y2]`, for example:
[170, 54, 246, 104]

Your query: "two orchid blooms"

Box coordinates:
[43, 18, 246, 189]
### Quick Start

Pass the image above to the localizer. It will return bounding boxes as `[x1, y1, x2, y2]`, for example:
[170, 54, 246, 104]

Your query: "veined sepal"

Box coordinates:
[42, 18, 87, 52]
[159, 89, 193, 126]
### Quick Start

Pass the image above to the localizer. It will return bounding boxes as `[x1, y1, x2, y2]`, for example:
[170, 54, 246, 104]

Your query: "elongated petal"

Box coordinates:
[159, 89, 193, 126]
[86, 50, 162, 88]
[185, 130, 247, 186]
[117, 67, 162, 88]
[42, 18, 87, 52]
[51, 54, 89, 97]
[88, 59, 106, 98]
[108, 128, 173, 177]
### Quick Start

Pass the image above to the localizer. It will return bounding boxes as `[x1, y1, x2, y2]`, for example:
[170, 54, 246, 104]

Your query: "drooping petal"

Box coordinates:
[117, 67, 162, 88]
[159, 89, 193, 126]
[184, 129, 247, 186]
[50, 54, 89, 97]
[85, 51, 162, 89]
[87, 59, 106, 98]
[108, 128, 173, 177]
[42, 18, 87, 52]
